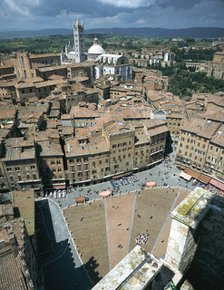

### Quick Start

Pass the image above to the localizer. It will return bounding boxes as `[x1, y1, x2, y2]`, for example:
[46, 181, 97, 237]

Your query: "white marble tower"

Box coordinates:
[73, 18, 85, 63]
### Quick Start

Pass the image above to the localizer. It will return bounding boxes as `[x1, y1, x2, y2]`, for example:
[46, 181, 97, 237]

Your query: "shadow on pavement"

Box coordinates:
[35, 199, 93, 290]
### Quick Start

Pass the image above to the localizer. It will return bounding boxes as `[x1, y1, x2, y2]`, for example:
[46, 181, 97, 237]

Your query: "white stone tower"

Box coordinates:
[73, 18, 85, 63]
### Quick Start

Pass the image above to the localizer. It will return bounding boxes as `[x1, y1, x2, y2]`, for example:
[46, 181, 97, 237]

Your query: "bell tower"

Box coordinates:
[73, 18, 85, 63]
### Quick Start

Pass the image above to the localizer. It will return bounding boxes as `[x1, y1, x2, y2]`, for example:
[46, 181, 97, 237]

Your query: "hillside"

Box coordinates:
[0, 27, 224, 39]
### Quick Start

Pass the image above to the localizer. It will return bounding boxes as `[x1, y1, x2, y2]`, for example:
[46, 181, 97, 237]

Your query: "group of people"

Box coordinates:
[135, 233, 148, 246]
[111, 174, 139, 190]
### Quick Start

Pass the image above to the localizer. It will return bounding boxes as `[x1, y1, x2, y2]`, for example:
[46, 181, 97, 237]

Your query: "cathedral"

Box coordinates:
[60, 18, 86, 64]
[61, 19, 132, 80]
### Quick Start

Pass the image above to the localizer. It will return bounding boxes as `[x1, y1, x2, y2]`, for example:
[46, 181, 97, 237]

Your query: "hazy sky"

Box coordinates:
[1, 0, 224, 31]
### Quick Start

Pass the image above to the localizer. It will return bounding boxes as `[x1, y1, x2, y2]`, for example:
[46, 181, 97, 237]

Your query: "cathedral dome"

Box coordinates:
[88, 37, 106, 55]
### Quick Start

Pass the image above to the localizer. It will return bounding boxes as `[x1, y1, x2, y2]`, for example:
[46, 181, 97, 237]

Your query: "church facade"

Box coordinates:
[94, 54, 132, 80]
[61, 19, 132, 80]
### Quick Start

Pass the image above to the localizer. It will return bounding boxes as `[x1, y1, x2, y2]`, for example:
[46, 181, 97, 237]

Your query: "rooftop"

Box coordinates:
[181, 118, 220, 139]
[12, 189, 35, 236]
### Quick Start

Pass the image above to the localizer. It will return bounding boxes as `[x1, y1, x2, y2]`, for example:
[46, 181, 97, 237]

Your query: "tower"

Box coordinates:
[73, 18, 85, 63]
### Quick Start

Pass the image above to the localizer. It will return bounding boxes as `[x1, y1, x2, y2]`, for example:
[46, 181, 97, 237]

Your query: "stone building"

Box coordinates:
[95, 54, 132, 80]
[0, 138, 41, 193]
[176, 118, 224, 181]
[204, 124, 224, 180]
[64, 119, 168, 185]
[39, 141, 66, 190]
[70, 103, 100, 127]
[14, 52, 61, 80]
[0, 189, 42, 290]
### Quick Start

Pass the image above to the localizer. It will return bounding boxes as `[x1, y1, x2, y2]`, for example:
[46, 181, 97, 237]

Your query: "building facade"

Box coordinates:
[176, 118, 224, 181]
[65, 119, 168, 185]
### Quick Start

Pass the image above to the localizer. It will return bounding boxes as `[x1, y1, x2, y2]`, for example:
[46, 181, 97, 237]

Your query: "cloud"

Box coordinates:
[0, 0, 224, 31]
[159, 0, 202, 10]
[96, 0, 155, 8]
[2, 0, 31, 16]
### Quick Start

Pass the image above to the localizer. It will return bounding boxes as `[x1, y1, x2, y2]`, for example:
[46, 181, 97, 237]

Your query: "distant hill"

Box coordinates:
[0, 29, 72, 39]
[87, 27, 224, 39]
[0, 27, 224, 39]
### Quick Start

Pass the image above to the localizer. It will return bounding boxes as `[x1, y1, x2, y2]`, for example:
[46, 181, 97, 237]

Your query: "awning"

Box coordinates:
[177, 164, 186, 170]
[75, 196, 86, 203]
[179, 171, 192, 181]
[198, 174, 211, 184]
[99, 190, 111, 198]
[184, 168, 200, 179]
[145, 181, 156, 187]
[210, 179, 224, 191]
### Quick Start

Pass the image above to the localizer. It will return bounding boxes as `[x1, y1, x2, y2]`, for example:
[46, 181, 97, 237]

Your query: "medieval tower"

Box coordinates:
[73, 18, 85, 63]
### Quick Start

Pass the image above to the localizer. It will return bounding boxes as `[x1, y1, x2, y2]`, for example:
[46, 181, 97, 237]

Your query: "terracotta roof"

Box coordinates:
[181, 118, 220, 139]
[210, 125, 224, 147]
[65, 135, 110, 157]
[70, 106, 100, 119]
[12, 189, 35, 236]
[40, 142, 64, 157]
[0, 108, 16, 120]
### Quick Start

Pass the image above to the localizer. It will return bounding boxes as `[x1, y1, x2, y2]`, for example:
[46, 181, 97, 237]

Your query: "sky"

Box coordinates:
[0, 0, 224, 31]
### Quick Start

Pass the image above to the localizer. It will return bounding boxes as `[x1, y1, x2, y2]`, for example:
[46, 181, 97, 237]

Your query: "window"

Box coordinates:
[15, 167, 20, 171]
[31, 165, 35, 169]
[57, 160, 61, 164]
[7, 168, 12, 172]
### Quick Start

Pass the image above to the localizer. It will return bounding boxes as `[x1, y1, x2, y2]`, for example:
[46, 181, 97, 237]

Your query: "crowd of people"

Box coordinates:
[111, 174, 139, 190]
[135, 233, 148, 246]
